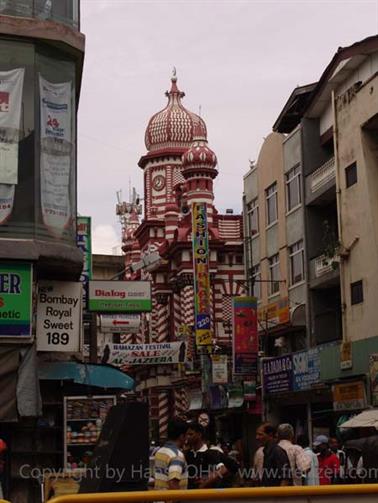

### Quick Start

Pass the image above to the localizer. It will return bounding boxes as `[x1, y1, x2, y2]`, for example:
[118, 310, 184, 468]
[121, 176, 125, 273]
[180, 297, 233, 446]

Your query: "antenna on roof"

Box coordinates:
[199, 104, 202, 117]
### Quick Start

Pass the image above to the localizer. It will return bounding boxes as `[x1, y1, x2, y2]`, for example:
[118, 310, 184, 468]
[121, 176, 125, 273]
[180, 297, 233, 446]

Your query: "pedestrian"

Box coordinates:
[252, 445, 264, 485]
[313, 435, 340, 485]
[329, 437, 346, 481]
[255, 423, 292, 487]
[277, 424, 311, 485]
[185, 422, 239, 489]
[153, 418, 189, 491]
[297, 434, 319, 486]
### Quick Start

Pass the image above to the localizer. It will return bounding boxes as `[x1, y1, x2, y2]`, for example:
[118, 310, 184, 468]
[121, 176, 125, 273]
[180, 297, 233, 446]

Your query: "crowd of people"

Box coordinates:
[152, 419, 378, 493]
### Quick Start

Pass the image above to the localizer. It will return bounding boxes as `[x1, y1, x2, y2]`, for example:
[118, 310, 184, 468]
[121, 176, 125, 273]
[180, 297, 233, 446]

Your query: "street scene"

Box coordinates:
[0, 1, 378, 502]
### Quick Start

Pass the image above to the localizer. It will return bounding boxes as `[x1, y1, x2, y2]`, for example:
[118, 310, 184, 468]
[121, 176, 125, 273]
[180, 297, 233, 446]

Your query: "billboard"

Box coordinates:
[192, 202, 212, 346]
[0, 262, 32, 338]
[88, 280, 152, 312]
[232, 296, 258, 375]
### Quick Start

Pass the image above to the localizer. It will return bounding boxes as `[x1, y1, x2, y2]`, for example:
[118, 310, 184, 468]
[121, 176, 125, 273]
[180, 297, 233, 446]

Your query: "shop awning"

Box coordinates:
[38, 362, 135, 390]
[339, 409, 378, 430]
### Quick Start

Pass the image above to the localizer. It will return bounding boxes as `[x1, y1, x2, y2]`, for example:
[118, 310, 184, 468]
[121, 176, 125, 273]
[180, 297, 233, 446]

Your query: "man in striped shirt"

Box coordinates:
[154, 419, 189, 491]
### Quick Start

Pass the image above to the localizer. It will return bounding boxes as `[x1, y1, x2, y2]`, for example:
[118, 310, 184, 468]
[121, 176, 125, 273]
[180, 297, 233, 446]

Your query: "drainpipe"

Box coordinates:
[331, 90, 348, 345]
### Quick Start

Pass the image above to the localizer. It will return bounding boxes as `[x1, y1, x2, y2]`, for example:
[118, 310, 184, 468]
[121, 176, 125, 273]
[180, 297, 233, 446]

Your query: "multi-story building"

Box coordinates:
[244, 34, 378, 438]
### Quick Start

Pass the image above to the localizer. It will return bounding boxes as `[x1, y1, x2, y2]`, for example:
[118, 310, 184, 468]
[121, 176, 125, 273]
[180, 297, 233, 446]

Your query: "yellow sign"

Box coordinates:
[258, 297, 290, 330]
[333, 381, 366, 411]
[196, 329, 212, 346]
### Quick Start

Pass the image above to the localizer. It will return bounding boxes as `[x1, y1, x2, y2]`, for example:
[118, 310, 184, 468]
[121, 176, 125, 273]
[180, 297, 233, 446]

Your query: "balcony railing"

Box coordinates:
[0, 1, 79, 30]
[311, 157, 335, 193]
[314, 254, 338, 278]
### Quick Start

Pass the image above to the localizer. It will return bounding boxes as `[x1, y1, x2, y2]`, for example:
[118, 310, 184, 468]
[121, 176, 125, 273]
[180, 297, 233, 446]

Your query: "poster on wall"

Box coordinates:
[0, 68, 24, 224]
[369, 354, 378, 407]
[232, 296, 258, 375]
[39, 76, 72, 236]
[192, 202, 212, 346]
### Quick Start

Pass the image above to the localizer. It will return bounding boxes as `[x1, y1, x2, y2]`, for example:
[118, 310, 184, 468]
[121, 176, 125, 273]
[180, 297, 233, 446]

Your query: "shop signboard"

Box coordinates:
[232, 296, 258, 375]
[211, 354, 228, 384]
[192, 202, 212, 346]
[0, 262, 32, 338]
[263, 355, 293, 394]
[333, 381, 367, 411]
[244, 379, 257, 401]
[36, 281, 82, 352]
[293, 348, 320, 391]
[101, 341, 187, 366]
[88, 280, 152, 312]
[76, 216, 92, 309]
[369, 354, 378, 407]
[258, 297, 290, 332]
[99, 314, 140, 333]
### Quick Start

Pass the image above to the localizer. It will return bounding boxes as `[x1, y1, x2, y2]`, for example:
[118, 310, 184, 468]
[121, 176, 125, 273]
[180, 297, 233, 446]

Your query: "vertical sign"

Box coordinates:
[232, 296, 258, 374]
[77, 216, 92, 309]
[0, 262, 32, 338]
[192, 202, 212, 346]
[211, 354, 228, 384]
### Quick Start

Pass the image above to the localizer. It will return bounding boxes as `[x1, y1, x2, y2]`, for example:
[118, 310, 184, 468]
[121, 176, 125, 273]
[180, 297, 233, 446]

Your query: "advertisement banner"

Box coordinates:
[293, 348, 320, 391]
[333, 381, 367, 411]
[99, 314, 140, 334]
[263, 355, 293, 394]
[76, 216, 92, 309]
[39, 76, 72, 235]
[369, 354, 378, 407]
[0, 262, 32, 338]
[88, 280, 152, 312]
[101, 342, 187, 366]
[244, 379, 257, 401]
[0, 68, 24, 223]
[36, 281, 82, 352]
[192, 202, 212, 346]
[258, 297, 290, 331]
[211, 354, 228, 384]
[232, 296, 258, 375]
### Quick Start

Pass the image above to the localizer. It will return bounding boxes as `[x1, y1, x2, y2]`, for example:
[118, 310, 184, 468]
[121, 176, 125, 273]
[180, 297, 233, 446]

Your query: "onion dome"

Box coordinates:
[144, 69, 207, 152]
[182, 124, 217, 170]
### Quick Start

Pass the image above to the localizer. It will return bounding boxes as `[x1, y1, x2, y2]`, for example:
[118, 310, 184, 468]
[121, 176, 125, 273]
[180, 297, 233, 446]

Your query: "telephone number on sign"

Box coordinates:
[46, 332, 70, 345]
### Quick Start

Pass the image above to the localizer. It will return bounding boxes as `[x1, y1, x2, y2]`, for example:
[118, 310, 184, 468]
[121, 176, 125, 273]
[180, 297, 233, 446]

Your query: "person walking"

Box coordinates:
[255, 423, 292, 487]
[313, 435, 340, 485]
[153, 418, 189, 491]
[297, 434, 319, 486]
[277, 424, 311, 486]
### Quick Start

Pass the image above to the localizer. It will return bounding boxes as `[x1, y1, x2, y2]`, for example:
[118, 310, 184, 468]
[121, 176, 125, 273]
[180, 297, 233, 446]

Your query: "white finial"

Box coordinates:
[172, 66, 177, 82]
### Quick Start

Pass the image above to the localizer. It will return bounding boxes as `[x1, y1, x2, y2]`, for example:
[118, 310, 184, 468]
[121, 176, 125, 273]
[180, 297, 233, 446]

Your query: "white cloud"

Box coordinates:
[92, 224, 122, 255]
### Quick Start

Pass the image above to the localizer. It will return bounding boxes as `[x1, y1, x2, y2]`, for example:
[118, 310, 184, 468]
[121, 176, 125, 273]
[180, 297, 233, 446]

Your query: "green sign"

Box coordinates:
[0, 263, 32, 337]
[88, 280, 152, 313]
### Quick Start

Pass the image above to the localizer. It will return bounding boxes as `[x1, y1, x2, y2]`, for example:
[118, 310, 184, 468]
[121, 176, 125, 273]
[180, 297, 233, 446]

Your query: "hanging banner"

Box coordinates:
[0, 68, 24, 224]
[369, 354, 378, 407]
[192, 202, 212, 346]
[100, 342, 187, 366]
[211, 354, 228, 384]
[0, 262, 32, 338]
[232, 296, 258, 375]
[36, 281, 82, 352]
[39, 76, 72, 235]
[76, 216, 92, 309]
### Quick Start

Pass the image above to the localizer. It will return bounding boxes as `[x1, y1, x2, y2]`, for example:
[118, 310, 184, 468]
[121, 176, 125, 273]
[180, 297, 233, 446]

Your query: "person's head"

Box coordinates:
[313, 435, 329, 455]
[329, 437, 339, 453]
[167, 418, 190, 448]
[297, 434, 310, 449]
[186, 421, 206, 450]
[256, 423, 276, 446]
[277, 423, 295, 443]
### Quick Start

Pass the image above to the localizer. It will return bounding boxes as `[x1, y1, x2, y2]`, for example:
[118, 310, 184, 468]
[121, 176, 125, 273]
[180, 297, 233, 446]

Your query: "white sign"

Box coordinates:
[101, 342, 187, 366]
[39, 76, 71, 143]
[212, 354, 228, 384]
[0, 184, 15, 224]
[99, 314, 140, 333]
[36, 281, 82, 352]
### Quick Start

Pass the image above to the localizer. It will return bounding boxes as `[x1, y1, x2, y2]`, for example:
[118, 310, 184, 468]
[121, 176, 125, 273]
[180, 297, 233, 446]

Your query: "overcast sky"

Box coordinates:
[78, 0, 378, 254]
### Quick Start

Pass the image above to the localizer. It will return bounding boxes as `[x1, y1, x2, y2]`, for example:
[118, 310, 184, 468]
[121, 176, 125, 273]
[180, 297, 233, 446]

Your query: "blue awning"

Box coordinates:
[38, 362, 134, 390]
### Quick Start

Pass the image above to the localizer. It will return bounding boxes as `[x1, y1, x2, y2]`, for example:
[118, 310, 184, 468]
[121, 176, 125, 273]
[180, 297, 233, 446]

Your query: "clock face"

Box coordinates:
[152, 174, 166, 191]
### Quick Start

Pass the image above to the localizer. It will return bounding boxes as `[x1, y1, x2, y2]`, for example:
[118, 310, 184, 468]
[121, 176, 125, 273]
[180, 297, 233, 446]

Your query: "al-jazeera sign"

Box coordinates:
[192, 202, 212, 346]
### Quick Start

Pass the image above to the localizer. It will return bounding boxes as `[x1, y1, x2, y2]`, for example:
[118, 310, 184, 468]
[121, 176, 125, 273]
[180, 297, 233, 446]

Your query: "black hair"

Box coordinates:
[260, 423, 277, 437]
[187, 421, 206, 438]
[167, 418, 189, 440]
[297, 434, 309, 448]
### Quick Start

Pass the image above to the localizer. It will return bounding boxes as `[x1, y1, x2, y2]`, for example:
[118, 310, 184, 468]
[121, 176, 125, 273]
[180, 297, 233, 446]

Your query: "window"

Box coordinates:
[289, 240, 304, 285]
[286, 165, 301, 211]
[247, 198, 259, 236]
[345, 162, 357, 188]
[266, 183, 278, 225]
[351, 280, 363, 305]
[268, 254, 280, 295]
[251, 264, 261, 299]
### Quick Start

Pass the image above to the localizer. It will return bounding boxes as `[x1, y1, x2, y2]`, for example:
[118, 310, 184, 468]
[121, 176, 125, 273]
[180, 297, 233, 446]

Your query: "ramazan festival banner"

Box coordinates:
[0, 68, 24, 224]
[101, 342, 187, 366]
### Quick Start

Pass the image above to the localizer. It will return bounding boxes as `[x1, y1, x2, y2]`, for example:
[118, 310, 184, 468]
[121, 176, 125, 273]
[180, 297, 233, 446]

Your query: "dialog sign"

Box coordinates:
[36, 281, 82, 352]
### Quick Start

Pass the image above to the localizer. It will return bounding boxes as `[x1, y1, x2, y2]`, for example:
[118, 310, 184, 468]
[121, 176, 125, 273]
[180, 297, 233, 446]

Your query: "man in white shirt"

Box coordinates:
[277, 423, 311, 485]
